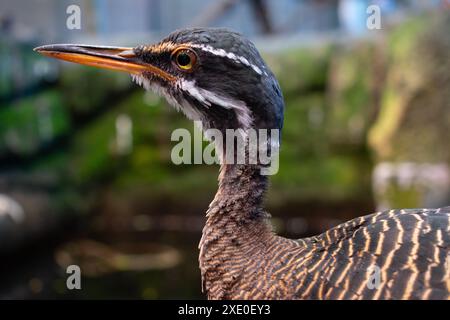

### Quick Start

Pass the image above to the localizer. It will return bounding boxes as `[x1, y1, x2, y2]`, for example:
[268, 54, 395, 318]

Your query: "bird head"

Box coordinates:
[35, 28, 284, 159]
[35, 28, 284, 131]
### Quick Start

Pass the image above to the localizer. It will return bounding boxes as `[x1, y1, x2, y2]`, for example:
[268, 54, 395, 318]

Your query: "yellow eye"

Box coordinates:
[172, 48, 197, 71]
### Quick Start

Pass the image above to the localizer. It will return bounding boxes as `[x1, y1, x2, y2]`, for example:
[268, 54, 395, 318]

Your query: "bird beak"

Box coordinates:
[34, 44, 175, 81]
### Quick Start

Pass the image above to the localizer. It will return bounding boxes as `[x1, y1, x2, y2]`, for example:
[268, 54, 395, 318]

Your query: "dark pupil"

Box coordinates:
[177, 53, 191, 66]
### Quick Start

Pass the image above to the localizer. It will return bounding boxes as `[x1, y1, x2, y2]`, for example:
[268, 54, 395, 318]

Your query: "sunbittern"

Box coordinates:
[35, 28, 450, 300]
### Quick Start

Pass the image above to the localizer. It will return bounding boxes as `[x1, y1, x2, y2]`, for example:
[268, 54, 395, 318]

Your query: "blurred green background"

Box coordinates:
[1, 0, 450, 299]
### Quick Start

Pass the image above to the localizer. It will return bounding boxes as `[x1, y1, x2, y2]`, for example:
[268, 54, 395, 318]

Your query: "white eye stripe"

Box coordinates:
[189, 44, 266, 76]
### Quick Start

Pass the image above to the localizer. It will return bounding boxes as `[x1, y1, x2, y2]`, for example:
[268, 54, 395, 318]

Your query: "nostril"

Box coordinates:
[118, 49, 136, 58]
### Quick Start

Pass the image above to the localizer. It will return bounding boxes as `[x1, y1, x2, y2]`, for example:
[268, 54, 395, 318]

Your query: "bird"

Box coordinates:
[35, 28, 450, 300]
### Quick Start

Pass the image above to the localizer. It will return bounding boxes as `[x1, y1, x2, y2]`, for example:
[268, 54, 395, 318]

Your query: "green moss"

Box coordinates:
[383, 184, 422, 209]
[369, 12, 450, 162]
[368, 86, 403, 158]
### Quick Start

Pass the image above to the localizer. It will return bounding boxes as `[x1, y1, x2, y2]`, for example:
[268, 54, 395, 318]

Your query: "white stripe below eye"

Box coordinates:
[131, 74, 253, 129]
[189, 44, 265, 76]
[131, 74, 204, 122]
[178, 79, 253, 129]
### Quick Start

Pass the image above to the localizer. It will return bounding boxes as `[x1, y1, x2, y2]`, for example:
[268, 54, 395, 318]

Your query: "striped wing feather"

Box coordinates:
[295, 208, 450, 300]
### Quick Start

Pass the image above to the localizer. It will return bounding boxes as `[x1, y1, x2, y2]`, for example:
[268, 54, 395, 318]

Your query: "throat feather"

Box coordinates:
[178, 79, 253, 129]
[131, 75, 253, 130]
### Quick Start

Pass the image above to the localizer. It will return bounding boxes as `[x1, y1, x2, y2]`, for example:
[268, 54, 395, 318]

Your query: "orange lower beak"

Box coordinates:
[34, 44, 175, 82]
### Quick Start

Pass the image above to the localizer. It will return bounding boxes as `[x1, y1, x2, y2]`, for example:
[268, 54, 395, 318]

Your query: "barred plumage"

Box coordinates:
[200, 165, 450, 300]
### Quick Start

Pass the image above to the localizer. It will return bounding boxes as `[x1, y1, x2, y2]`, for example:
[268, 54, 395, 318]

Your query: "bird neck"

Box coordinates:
[199, 162, 274, 296]
[210, 163, 271, 222]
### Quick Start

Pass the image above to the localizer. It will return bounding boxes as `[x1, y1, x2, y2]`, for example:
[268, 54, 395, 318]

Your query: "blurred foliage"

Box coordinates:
[327, 42, 381, 146]
[60, 67, 131, 116]
[0, 90, 70, 155]
[369, 13, 450, 162]
[1, 11, 450, 230]
[265, 45, 331, 96]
